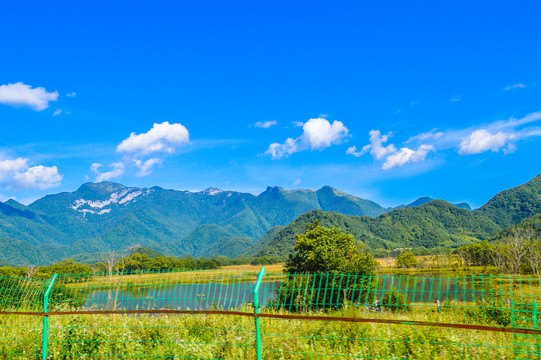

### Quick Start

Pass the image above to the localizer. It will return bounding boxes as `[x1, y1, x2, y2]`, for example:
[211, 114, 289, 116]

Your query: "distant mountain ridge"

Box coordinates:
[253, 200, 499, 258]
[0, 173, 538, 265]
[254, 173, 541, 258]
[0, 182, 387, 265]
[476, 174, 541, 228]
[394, 196, 472, 211]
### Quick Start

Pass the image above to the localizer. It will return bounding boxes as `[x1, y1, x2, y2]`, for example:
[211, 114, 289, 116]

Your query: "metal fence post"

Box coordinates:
[534, 303, 538, 329]
[42, 273, 58, 360]
[253, 267, 265, 360]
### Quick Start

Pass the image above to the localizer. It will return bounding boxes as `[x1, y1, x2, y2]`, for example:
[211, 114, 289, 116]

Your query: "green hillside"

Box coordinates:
[476, 173, 541, 228]
[255, 201, 502, 258]
[394, 196, 472, 211]
[492, 213, 541, 241]
[242, 225, 284, 256]
[0, 182, 388, 265]
[1, 173, 539, 265]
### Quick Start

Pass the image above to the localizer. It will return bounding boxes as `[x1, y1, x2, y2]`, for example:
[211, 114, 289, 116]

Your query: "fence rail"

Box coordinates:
[0, 268, 539, 359]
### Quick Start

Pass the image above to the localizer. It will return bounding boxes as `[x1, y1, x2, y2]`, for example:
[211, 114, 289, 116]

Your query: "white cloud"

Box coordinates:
[90, 163, 102, 173]
[52, 109, 62, 116]
[361, 130, 397, 160]
[265, 138, 298, 159]
[502, 83, 527, 91]
[0, 82, 59, 111]
[458, 130, 516, 154]
[348, 130, 434, 170]
[452, 111, 541, 155]
[0, 157, 62, 189]
[293, 179, 301, 186]
[402, 111, 541, 156]
[450, 96, 461, 102]
[266, 118, 349, 159]
[134, 158, 161, 177]
[91, 162, 125, 182]
[117, 122, 190, 155]
[107, 122, 191, 178]
[302, 118, 349, 149]
[383, 145, 435, 170]
[346, 146, 365, 157]
[292, 121, 304, 127]
[66, 92, 76, 97]
[13, 165, 62, 190]
[406, 129, 443, 143]
[254, 120, 277, 128]
[490, 111, 541, 130]
[0, 158, 28, 183]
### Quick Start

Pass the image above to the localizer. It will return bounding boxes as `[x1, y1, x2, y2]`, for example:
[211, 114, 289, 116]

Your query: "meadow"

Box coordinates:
[1, 268, 539, 359]
[0, 306, 534, 359]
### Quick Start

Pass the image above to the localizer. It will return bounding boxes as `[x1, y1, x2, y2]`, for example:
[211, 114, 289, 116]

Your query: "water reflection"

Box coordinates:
[86, 281, 282, 311]
[86, 275, 496, 311]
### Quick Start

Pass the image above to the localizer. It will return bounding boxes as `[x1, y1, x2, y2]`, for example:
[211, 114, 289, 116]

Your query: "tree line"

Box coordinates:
[0, 252, 285, 280]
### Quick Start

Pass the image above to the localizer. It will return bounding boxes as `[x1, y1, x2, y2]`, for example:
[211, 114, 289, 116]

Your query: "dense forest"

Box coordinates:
[0, 173, 539, 266]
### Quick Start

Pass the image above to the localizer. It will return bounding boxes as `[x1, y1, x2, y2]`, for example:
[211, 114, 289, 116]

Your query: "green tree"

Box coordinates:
[35, 259, 91, 279]
[122, 253, 154, 272]
[285, 220, 376, 275]
[457, 242, 495, 266]
[277, 221, 377, 312]
[395, 251, 417, 268]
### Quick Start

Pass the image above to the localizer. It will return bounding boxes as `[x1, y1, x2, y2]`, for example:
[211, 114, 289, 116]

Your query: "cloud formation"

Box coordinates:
[458, 130, 517, 154]
[134, 158, 161, 177]
[383, 145, 435, 170]
[0, 82, 59, 111]
[0, 157, 62, 189]
[117, 122, 190, 155]
[502, 83, 527, 91]
[402, 111, 541, 157]
[451, 112, 541, 155]
[347, 130, 434, 170]
[346, 146, 364, 157]
[254, 120, 277, 128]
[91, 162, 125, 182]
[361, 130, 397, 160]
[266, 118, 349, 159]
[94, 122, 192, 180]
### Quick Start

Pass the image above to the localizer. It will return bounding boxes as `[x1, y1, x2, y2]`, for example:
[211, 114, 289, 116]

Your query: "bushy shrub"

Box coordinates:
[273, 272, 376, 312]
[381, 289, 410, 313]
[465, 293, 511, 326]
[395, 251, 417, 268]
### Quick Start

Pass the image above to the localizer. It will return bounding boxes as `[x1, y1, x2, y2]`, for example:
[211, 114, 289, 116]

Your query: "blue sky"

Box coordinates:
[0, 0, 540, 208]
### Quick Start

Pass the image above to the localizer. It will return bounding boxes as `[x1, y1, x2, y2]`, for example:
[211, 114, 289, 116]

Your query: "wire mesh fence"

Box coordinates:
[0, 268, 539, 359]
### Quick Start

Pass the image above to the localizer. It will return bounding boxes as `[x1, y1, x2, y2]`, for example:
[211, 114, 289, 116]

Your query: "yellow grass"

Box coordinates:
[221, 263, 284, 273]
[69, 264, 286, 289]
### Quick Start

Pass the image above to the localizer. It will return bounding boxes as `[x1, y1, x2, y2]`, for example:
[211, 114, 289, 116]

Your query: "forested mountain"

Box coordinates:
[0, 172, 539, 265]
[254, 200, 501, 258]
[394, 197, 472, 211]
[476, 173, 541, 228]
[255, 173, 541, 258]
[492, 213, 541, 241]
[0, 182, 387, 265]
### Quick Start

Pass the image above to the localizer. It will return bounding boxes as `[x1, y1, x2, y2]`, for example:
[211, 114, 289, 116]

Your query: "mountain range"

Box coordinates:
[252, 173, 541, 259]
[0, 173, 539, 265]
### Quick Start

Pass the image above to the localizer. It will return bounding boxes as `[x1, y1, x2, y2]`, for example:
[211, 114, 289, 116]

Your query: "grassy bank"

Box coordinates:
[0, 309, 533, 359]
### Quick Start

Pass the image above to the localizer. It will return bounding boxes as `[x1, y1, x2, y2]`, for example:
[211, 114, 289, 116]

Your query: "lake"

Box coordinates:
[86, 281, 282, 311]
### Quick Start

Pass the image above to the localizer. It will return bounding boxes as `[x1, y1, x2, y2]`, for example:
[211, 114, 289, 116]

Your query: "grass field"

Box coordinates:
[3, 269, 540, 359]
[1, 306, 536, 359]
[221, 263, 285, 273]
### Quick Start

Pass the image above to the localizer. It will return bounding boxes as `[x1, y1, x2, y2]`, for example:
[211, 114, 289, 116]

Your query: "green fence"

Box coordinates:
[0, 269, 540, 359]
